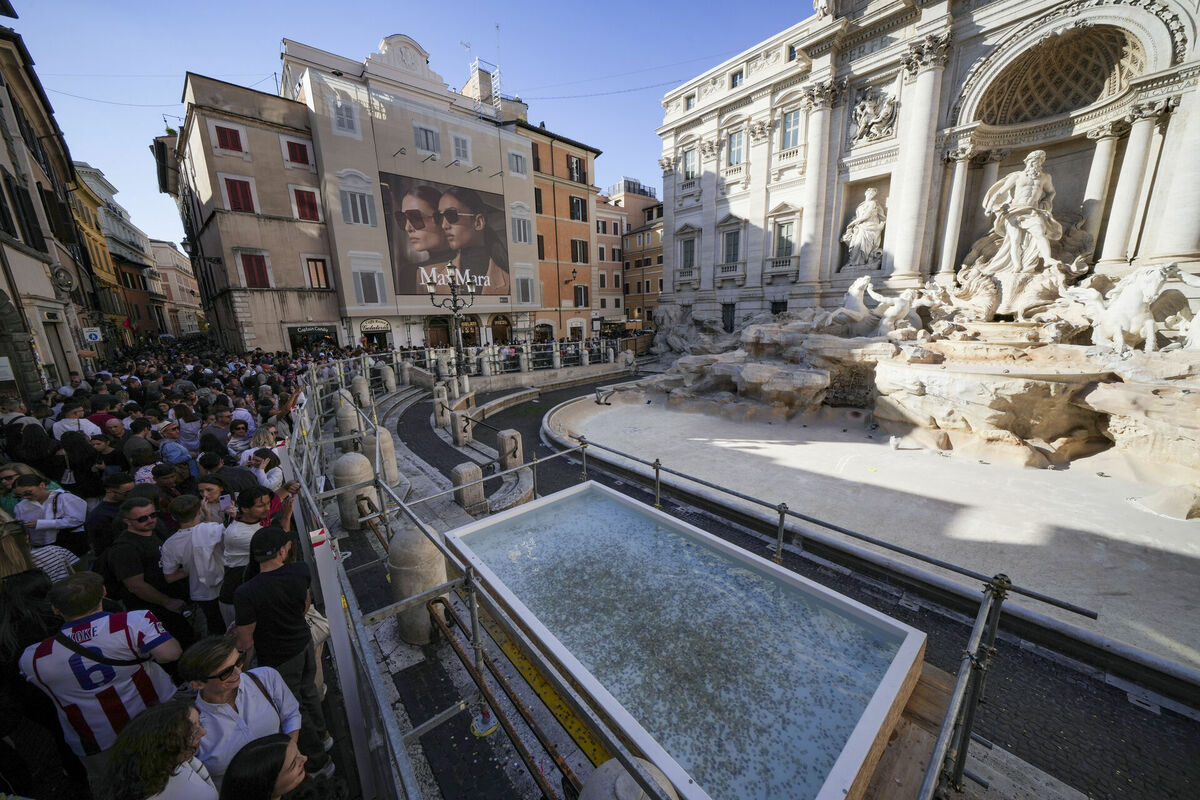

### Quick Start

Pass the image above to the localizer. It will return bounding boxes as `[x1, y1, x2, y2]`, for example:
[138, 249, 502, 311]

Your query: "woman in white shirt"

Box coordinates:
[246, 449, 283, 493]
[99, 699, 217, 800]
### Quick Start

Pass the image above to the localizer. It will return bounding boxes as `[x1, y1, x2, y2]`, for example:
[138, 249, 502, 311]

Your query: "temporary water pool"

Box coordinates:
[445, 483, 926, 800]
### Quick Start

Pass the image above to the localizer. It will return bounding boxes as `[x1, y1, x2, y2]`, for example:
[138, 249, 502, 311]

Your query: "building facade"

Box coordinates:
[69, 172, 128, 357]
[508, 120, 601, 342]
[163, 74, 341, 353]
[161, 37, 551, 352]
[595, 194, 627, 336]
[622, 200, 665, 328]
[0, 26, 92, 396]
[150, 239, 202, 337]
[77, 162, 165, 344]
[657, 0, 1200, 328]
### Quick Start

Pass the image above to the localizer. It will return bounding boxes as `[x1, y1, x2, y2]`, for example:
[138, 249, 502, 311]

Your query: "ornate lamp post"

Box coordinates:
[425, 262, 475, 378]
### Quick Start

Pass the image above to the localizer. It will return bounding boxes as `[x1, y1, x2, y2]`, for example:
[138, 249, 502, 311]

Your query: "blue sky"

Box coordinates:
[13, 2, 808, 245]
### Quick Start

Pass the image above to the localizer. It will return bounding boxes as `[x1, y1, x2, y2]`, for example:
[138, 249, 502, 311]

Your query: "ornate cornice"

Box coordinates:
[838, 145, 900, 175]
[1127, 94, 1180, 123]
[1086, 120, 1130, 140]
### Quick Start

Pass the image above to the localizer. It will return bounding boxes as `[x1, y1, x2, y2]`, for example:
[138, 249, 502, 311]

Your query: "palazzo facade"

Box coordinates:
[657, 0, 1200, 325]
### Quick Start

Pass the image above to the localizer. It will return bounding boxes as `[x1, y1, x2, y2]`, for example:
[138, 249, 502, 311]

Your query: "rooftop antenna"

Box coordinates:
[491, 24, 502, 116]
[461, 40, 482, 117]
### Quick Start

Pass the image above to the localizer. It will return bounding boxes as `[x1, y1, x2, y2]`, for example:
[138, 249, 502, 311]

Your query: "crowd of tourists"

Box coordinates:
[0, 343, 365, 800]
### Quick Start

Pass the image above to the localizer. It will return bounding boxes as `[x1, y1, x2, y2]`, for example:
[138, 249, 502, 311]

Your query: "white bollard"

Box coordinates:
[331, 451, 374, 531]
[387, 519, 447, 645]
[361, 427, 400, 487]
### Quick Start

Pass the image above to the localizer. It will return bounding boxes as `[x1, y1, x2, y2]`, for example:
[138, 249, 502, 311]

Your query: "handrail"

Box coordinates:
[570, 434, 1098, 620]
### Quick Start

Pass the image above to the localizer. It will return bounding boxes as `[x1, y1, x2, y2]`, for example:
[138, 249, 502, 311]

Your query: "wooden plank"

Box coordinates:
[863, 661, 955, 800]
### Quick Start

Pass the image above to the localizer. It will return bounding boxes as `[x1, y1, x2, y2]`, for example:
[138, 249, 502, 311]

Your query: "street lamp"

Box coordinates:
[425, 262, 475, 379]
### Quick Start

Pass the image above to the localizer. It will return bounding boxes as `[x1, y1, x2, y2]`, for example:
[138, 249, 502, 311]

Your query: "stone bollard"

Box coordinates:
[623, 349, 635, 367]
[433, 385, 450, 428]
[518, 352, 530, 372]
[451, 462, 487, 515]
[497, 429, 523, 471]
[361, 427, 400, 487]
[480, 348, 493, 377]
[458, 373, 470, 395]
[335, 396, 359, 437]
[581, 348, 590, 367]
[380, 364, 396, 392]
[387, 518, 447, 644]
[451, 410, 474, 446]
[351, 374, 370, 406]
[552, 349, 562, 370]
[436, 354, 452, 380]
[578, 758, 678, 800]
[331, 451, 374, 531]
[399, 361, 412, 386]
[607, 347, 615, 363]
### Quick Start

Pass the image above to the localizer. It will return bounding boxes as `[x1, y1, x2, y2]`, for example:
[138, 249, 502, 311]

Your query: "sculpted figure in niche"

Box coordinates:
[841, 188, 887, 268]
[814, 0, 832, 18]
[852, 91, 897, 143]
[981, 149, 1064, 273]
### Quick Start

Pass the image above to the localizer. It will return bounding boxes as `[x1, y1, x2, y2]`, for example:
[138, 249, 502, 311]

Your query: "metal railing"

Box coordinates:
[564, 434, 1098, 800]
[280, 355, 676, 800]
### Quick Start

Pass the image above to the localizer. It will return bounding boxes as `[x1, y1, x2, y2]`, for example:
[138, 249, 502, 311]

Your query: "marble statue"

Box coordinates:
[814, 0, 831, 18]
[815, 275, 877, 333]
[841, 188, 887, 269]
[982, 150, 1064, 273]
[951, 151, 1089, 319]
[1062, 263, 1200, 353]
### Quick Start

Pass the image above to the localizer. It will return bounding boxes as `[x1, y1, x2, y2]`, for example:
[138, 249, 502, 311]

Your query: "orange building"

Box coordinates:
[506, 121, 600, 342]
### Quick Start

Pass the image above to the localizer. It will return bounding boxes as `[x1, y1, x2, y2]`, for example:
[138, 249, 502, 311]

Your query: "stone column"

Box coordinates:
[936, 144, 974, 280]
[977, 150, 1006, 203]
[885, 32, 952, 286]
[797, 79, 838, 284]
[1150, 94, 1200, 260]
[1100, 100, 1174, 264]
[1081, 122, 1126, 249]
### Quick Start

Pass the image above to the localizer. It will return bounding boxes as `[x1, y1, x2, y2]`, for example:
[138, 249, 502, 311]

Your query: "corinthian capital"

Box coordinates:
[1127, 95, 1180, 124]
[1086, 120, 1129, 141]
[902, 31, 952, 76]
[802, 79, 843, 109]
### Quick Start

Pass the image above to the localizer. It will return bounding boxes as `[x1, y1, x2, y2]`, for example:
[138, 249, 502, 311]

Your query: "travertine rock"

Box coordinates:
[1079, 382, 1200, 473]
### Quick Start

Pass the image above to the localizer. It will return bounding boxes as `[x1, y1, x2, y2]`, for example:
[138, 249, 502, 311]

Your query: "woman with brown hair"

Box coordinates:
[98, 699, 216, 800]
[0, 520, 78, 582]
[438, 185, 510, 295]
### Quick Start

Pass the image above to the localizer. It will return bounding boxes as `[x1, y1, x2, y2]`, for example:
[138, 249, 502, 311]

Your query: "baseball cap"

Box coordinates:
[249, 526, 291, 562]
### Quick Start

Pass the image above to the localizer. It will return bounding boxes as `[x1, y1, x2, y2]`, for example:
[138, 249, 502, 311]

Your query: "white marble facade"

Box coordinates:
[657, 0, 1200, 324]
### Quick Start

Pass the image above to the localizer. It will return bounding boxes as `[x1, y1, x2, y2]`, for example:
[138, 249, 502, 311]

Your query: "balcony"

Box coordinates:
[763, 255, 799, 284]
[715, 260, 745, 287]
[675, 267, 699, 290]
[721, 163, 744, 179]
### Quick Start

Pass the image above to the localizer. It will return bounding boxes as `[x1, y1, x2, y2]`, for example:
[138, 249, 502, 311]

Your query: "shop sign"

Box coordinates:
[359, 317, 391, 333]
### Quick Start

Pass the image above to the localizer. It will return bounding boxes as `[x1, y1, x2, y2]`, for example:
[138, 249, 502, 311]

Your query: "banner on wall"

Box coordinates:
[379, 172, 511, 297]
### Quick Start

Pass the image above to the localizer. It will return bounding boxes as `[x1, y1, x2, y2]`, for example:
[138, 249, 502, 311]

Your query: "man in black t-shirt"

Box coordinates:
[234, 526, 332, 777]
[99, 498, 196, 651]
[85, 471, 135, 557]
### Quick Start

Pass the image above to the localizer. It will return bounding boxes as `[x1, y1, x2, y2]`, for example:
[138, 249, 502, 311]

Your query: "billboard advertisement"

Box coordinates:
[380, 172, 510, 296]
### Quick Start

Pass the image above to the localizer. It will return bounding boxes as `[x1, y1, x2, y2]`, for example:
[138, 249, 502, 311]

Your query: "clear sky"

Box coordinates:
[11, 2, 812, 247]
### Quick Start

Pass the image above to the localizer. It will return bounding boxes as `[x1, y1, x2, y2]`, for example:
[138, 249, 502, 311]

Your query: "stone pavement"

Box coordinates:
[389, 380, 1200, 800]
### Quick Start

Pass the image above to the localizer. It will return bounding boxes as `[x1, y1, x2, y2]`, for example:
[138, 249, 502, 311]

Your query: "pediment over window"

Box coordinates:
[716, 213, 743, 228]
[675, 222, 702, 235]
[767, 202, 799, 216]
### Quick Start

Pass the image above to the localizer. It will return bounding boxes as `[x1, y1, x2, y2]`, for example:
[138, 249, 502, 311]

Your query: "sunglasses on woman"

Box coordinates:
[397, 208, 477, 229]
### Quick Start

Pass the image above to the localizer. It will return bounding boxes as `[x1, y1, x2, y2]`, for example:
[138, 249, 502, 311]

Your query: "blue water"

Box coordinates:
[461, 488, 904, 800]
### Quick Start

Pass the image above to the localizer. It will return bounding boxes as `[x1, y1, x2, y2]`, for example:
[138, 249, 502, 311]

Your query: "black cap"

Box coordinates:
[249, 525, 290, 562]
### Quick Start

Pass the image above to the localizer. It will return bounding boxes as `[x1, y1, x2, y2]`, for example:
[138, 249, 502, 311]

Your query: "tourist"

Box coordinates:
[59, 429, 106, 502]
[218, 486, 273, 612]
[86, 471, 136, 558]
[124, 418, 157, 467]
[158, 419, 194, 474]
[19, 572, 180, 788]
[227, 419, 253, 459]
[12, 473, 89, 557]
[180, 636, 303, 790]
[201, 407, 234, 450]
[11, 423, 66, 483]
[51, 400, 102, 440]
[217, 734, 310, 800]
[247, 448, 284, 492]
[99, 497, 195, 650]
[0, 519, 78, 581]
[163, 495, 226, 635]
[0, 462, 60, 515]
[98, 699, 216, 800]
[235, 526, 332, 776]
[238, 427, 278, 466]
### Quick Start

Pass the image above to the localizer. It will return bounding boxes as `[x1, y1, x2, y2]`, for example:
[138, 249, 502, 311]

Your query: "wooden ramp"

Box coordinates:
[864, 661, 955, 800]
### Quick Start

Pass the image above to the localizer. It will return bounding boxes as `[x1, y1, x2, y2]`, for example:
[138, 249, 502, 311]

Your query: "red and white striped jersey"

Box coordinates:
[19, 610, 177, 756]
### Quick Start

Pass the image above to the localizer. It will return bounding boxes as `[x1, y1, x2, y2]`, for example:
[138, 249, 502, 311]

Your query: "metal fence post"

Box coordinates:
[653, 458, 662, 509]
[531, 453, 539, 498]
[948, 574, 1009, 790]
[773, 502, 789, 564]
[579, 436, 589, 482]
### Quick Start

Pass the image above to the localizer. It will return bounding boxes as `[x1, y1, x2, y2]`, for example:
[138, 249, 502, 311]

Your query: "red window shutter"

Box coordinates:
[216, 126, 241, 152]
[287, 141, 309, 164]
[241, 254, 269, 288]
[225, 179, 254, 213]
[294, 189, 319, 221]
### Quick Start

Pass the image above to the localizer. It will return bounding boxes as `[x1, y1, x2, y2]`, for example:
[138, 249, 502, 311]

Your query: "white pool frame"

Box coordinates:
[444, 482, 927, 800]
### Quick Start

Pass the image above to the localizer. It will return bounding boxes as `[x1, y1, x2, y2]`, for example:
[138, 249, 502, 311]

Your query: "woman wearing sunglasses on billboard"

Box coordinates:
[438, 186, 510, 295]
